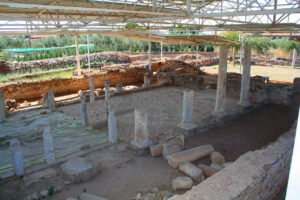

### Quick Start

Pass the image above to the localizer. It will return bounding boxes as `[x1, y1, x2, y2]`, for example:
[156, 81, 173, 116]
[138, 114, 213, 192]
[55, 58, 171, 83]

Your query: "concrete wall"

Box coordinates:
[169, 124, 295, 200]
[1, 68, 145, 102]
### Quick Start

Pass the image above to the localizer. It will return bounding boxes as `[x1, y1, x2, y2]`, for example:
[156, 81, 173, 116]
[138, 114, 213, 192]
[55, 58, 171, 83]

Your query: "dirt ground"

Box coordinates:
[201, 64, 300, 82]
[59, 87, 240, 142]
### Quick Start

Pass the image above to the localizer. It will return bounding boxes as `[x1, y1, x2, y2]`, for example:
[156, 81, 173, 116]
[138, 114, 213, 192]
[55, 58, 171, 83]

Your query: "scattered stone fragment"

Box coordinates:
[150, 143, 164, 157]
[136, 192, 142, 200]
[197, 164, 218, 177]
[179, 162, 204, 182]
[210, 151, 225, 164]
[167, 144, 214, 168]
[80, 192, 108, 200]
[143, 192, 156, 200]
[162, 145, 181, 159]
[61, 157, 98, 183]
[23, 193, 39, 200]
[40, 190, 48, 198]
[210, 162, 224, 171]
[172, 176, 193, 190]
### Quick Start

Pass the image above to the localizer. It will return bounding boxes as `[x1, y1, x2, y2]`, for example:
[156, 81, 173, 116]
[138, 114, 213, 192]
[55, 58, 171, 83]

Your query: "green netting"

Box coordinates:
[3, 44, 94, 53]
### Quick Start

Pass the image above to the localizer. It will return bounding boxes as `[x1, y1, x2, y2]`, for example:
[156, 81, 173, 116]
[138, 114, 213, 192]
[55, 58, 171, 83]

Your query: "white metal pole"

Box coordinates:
[161, 42, 163, 61]
[75, 34, 81, 76]
[292, 48, 297, 69]
[148, 32, 152, 71]
[240, 35, 243, 74]
[196, 45, 199, 67]
[87, 34, 91, 72]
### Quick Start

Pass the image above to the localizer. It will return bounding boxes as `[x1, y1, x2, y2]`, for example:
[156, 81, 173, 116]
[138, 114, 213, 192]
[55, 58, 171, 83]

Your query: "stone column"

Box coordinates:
[116, 83, 123, 93]
[177, 90, 197, 130]
[43, 126, 56, 164]
[238, 44, 251, 107]
[75, 34, 81, 76]
[0, 89, 6, 123]
[108, 110, 118, 143]
[89, 76, 95, 104]
[292, 48, 297, 69]
[131, 108, 151, 148]
[48, 88, 56, 111]
[9, 139, 24, 176]
[212, 44, 228, 118]
[80, 95, 88, 126]
[143, 73, 150, 87]
[105, 79, 111, 118]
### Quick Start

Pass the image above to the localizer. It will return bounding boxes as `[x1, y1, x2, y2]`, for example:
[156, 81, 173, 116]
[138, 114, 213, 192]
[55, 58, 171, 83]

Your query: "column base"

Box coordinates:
[130, 139, 151, 149]
[177, 122, 198, 130]
[211, 109, 227, 118]
[237, 100, 251, 108]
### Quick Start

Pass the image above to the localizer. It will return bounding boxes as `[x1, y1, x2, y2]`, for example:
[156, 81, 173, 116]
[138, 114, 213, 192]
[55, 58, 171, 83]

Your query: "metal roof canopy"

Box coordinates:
[0, 0, 299, 36]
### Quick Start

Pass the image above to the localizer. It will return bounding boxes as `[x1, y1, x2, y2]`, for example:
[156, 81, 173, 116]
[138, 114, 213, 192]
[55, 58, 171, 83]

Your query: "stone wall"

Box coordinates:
[225, 73, 294, 105]
[1, 67, 145, 102]
[170, 124, 295, 200]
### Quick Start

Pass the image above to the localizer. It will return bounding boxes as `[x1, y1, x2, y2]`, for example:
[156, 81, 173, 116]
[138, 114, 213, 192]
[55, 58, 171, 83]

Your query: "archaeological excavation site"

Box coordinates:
[0, 1, 300, 200]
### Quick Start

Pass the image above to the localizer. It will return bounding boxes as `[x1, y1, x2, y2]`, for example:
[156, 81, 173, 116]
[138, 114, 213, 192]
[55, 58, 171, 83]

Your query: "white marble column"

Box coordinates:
[43, 126, 56, 164]
[131, 108, 151, 148]
[10, 139, 24, 176]
[89, 76, 95, 103]
[292, 48, 297, 69]
[80, 95, 88, 126]
[212, 44, 228, 118]
[0, 89, 6, 123]
[105, 79, 111, 118]
[177, 90, 197, 130]
[238, 44, 251, 107]
[108, 110, 118, 143]
[48, 88, 56, 111]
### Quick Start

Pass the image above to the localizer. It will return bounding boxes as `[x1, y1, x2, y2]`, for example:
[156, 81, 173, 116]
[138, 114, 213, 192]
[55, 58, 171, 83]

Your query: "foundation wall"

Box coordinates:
[170, 125, 295, 200]
[1, 68, 145, 101]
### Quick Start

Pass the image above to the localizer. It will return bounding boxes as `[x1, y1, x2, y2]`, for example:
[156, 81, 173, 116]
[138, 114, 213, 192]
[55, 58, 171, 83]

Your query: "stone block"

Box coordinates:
[179, 162, 204, 182]
[167, 145, 214, 168]
[61, 157, 98, 183]
[150, 143, 164, 157]
[197, 164, 218, 177]
[162, 145, 181, 159]
[172, 176, 193, 191]
[210, 151, 225, 164]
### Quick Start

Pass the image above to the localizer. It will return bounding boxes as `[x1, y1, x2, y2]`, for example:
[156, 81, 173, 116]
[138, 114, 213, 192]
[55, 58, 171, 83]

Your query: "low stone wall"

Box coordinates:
[1, 67, 145, 102]
[169, 124, 295, 200]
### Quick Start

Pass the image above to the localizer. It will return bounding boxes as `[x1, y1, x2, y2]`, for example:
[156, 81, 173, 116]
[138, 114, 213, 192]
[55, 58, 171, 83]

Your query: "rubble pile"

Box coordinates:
[231, 54, 293, 66]
[156, 61, 205, 89]
[4, 52, 130, 73]
[175, 54, 219, 67]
